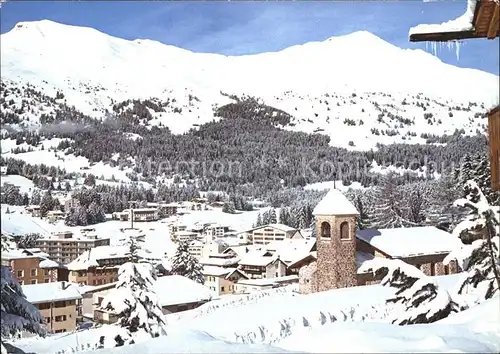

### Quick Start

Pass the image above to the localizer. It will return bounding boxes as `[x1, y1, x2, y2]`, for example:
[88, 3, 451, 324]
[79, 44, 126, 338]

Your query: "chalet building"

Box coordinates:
[203, 266, 249, 295]
[298, 189, 462, 294]
[64, 198, 80, 214]
[201, 239, 229, 259]
[234, 275, 299, 293]
[22, 281, 82, 334]
[409, 0, 499, 191]
[249, 224, 303, 245]
[47, 210, 66, 222]
[204, 224, 230, 241]
[35, 231, 110, 264]
[25, 205, 41, 217]
[2, 250, 60, 285]
[66, 246, 129, 286]
[237, 250, 288, 279]
[93, 275, 215, 323]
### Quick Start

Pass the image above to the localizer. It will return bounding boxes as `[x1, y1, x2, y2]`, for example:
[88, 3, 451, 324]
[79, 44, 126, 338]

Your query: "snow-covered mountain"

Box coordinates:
[1, 19, 499, 149]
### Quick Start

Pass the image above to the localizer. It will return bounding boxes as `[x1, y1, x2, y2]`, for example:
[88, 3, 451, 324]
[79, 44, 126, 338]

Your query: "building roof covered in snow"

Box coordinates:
[97, 275, 215, 308]
[238, 250, 279, 267]
[265, 239, 316, 264]
[39, 258, 60, 268]
[200, 256, 240, 267]
[409, 0, 499, 42]
[356, 226, 463, 258]
[250, 223, 298, 233]
[66, 245, 129, 270]
[22, 281, 82, 304]
[237, 275, 298, 287]
[313, 188, 359, 216]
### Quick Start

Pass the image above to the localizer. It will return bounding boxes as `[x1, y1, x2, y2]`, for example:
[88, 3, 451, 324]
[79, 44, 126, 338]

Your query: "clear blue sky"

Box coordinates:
[1, 1, 498, 75]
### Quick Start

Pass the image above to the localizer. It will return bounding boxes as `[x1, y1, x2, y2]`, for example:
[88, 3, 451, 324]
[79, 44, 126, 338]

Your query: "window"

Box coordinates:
[430, 263, 436, 276]
[54, 301, 66, 308]
[444, 265, 450, 275]
[30, 269, 37, 277]
[55, 329, 66, 333]
[30, 279, 37, 284]
[17, 270, 24, 277]
[275, 272, 279, 277]
[44, 279, 50, 283]
[44, 269, 50, 276]
[54, 315, 67, 322]
[321, 222, 331, 238]
[220, 286, 225, 292]
[45, 317, 50, 323]
[340, 222, 350, 240]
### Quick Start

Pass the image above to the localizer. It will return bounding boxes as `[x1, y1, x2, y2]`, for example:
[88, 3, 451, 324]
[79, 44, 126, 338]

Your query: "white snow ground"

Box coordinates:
[8, 275, 499, 354]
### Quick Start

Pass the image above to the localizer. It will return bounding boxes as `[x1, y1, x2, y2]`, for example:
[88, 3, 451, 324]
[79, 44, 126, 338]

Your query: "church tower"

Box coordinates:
[313, 188, 359, 291]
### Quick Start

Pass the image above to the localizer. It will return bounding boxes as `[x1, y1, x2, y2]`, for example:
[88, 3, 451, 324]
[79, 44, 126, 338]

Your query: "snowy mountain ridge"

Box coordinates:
[1, 20, 499, 149]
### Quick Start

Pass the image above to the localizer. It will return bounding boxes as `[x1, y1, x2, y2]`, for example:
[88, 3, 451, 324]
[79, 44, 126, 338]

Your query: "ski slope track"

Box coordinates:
[1, 20, 499, 149]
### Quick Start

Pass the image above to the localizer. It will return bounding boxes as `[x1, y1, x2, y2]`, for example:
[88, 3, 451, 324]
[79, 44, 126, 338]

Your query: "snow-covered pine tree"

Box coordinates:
[401, 181, 430, 225]
[452, 180, 499, 243]
[278, 207, 290, 226]
[1, 234, 45, 354]
[444, 180, 500, 302]
[39, 190, 54, 217]
[269, 208, 277, 224]
[97, 262, 166, 348]
[358, 258, 459, 325]
[98, 231, 166, 348]
[170, 240, 205, 284]
[371, 172, 416, 229]
[345, 188, 372, 230]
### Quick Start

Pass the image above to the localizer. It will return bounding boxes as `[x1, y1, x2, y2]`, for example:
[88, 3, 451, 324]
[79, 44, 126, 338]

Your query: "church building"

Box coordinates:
[297, 188, 461, 294]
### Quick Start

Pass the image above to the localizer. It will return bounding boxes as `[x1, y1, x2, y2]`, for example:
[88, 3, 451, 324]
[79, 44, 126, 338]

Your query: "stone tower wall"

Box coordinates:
[316, 215, 357, 292]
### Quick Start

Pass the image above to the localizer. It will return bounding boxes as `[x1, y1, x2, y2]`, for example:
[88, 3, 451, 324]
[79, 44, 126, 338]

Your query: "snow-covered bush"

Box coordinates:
[359, 258, 459, 325]
[171, 240, 204, 284]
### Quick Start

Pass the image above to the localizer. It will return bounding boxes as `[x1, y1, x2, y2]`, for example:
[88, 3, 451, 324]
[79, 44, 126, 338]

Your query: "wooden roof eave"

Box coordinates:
[409, 0, 499, 42]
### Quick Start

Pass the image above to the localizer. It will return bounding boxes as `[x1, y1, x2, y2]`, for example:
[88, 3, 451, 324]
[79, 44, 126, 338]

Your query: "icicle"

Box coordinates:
[455, 41, 461, 61]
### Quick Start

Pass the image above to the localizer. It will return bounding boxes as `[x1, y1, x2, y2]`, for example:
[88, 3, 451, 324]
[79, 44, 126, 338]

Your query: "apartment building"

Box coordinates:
[66, 245, 129, 286]
[174, 230, 201, 242]
[25, 205, 41, 217]
[22, 281, 82, 334]
[158, 202, 181, 217]
[2, 250, 59, 285]
[34, 231, 110, 264]
[168, 223, 187, 237]
[250, 224, 303, 245]
[188, 240, 203, 259]
[112, 208, 159, 222]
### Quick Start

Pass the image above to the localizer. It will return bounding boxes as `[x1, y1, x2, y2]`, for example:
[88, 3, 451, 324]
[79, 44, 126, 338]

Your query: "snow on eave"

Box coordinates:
[409, 0, 477, 36]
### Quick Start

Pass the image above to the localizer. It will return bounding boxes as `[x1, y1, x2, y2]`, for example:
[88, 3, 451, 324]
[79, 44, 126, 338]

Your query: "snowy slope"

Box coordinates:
[1, 20, 498, 150]
[9, 276, 499, 354]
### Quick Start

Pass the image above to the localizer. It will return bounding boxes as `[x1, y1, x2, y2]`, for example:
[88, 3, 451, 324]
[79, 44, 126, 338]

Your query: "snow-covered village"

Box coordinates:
[0, 0, 499, 353]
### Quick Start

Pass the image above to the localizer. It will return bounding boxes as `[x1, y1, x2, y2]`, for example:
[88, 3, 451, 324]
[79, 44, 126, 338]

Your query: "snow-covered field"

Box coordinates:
[9, 275, 499, 354]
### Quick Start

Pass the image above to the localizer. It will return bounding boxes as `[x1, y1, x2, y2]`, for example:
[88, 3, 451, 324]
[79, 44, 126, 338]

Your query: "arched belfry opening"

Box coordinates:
[340, 221, 350, 240]
[321, 221, 331, 238]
